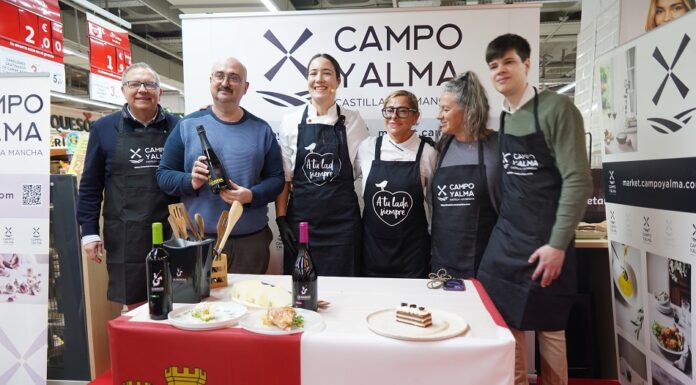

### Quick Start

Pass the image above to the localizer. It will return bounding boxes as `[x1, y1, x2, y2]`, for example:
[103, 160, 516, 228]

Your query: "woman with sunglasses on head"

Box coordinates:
[276, 53, 369, 277]
[430, 71, 500, 279]
[357, 90, 437, 278]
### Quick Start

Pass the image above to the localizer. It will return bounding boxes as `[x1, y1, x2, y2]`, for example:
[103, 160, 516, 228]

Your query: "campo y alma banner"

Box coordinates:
[598, 11, 696, 385]
[180, 5, 540, 137]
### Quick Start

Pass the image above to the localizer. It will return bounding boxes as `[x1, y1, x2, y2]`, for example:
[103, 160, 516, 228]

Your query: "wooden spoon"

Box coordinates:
[194, 213, 205, 240]
[216, 201, 243, 255]
[214, 210, 229, 251]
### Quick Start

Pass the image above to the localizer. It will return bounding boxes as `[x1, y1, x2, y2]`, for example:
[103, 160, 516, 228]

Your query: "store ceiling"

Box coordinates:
[55, 0, 581, 111]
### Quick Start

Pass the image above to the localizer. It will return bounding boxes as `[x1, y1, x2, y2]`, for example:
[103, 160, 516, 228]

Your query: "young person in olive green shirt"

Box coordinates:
[477, 34, 592, 385]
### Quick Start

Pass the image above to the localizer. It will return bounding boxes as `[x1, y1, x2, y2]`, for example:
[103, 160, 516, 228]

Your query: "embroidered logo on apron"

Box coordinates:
[129, 146, 164, 168]
[302, 142, 342, 186]
[502, 152, 539, 175]
[371, 180, 413, 227]
[435, 182, 476, 206]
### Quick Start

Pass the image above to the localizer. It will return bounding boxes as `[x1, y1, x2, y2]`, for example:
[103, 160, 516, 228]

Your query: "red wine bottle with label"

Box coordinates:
[146, 222, 172, 320]
[196, 125, 231, 194]
[292, 222, 318, 311]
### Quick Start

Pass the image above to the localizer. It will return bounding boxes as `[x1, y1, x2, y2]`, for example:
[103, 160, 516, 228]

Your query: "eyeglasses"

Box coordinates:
[123, 81, 159, 90]
[212, 71, 244, 85]
[382, 107, 417, 119]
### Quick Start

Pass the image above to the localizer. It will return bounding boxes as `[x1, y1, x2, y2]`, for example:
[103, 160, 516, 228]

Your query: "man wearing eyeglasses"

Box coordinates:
[157, 57, 284, 274]
[77, 62, 180, 307]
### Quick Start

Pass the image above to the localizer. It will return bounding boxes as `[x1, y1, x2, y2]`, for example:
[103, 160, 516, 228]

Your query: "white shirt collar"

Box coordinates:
[306, 102, 338, 119]
[386, 131, 418, 151]
[126, 105, 158, 126]
[502, 83, 535, 114]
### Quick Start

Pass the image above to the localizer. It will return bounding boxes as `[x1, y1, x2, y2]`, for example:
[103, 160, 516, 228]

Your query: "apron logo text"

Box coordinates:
[302, 143, 342, 186]
[436, 183, 476, 205]
[502, 152, 539, 175]
[372, 180, 413, 227]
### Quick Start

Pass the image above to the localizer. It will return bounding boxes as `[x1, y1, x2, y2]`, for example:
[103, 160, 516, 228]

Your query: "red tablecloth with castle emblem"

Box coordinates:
[108, 275, 513, 385]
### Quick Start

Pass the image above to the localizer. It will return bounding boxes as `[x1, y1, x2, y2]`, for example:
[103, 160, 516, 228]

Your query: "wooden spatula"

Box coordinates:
[168, 204, 187, 240]
[167, 215, 181, 240]
[211, 210, 229, 288]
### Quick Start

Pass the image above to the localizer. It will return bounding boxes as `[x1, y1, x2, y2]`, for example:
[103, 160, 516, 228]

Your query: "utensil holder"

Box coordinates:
[211, 252, 228, 288]
[163, 237, 214, 303]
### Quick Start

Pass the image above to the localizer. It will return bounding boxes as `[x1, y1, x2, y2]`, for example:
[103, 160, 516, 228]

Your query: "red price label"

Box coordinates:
[89, 39, 117, 74]
[87, 15, 132, 80]
[52, 22, 63, 56]
[0, 0, 64, 63]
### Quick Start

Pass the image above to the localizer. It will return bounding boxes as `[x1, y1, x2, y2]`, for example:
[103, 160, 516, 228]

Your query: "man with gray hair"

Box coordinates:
[77, 62, 180, 307]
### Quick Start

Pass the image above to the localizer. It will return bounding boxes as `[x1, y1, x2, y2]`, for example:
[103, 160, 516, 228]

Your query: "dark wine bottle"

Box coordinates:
[196, 125, 231, 194]
[292, 222, 318, 311]
[146, 222, 172, 320]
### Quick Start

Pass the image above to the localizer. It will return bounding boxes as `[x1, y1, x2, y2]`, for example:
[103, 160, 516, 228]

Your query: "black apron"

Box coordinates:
[361, 135, 430, 278]
[430, 137, 497, 279]
[284, 106, 361, 276]
[478, 88, 577, 331]
[102, 117, 171, 304]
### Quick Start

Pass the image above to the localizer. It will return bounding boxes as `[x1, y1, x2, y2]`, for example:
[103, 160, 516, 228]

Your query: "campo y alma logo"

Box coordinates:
[647, 34, 696, 134]
[257, 29, 313, 107]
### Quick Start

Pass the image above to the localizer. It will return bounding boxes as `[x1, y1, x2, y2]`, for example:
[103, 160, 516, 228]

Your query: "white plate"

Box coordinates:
[168, 302, 246, 331]
[239, 308, 324, 335]
[652, 326, 687, 357]
[612, 259, 638, 306]
[366, 309, 469, 341]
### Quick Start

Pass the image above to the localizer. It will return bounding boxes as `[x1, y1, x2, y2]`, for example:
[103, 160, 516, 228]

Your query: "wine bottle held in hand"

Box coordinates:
[196, 125, 231, 194]
[292, 222, 318, 311]
[146, 222, 172, 320]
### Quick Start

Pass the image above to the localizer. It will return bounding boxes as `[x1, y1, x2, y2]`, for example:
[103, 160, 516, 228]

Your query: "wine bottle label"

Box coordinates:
[150, 270, 164, 292]
[208, 177, 224, 186]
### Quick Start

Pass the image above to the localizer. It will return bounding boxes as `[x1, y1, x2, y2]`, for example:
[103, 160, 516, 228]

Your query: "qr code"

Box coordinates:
[22, 184, 42, 206]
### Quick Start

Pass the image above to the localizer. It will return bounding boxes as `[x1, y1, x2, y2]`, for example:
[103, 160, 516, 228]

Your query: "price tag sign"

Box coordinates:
[86, 13, 131, 105]
[0, 0, 65, 92]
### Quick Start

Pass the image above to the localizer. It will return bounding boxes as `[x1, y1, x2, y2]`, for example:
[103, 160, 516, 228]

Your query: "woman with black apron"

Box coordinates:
[357, 90, 436, 278]
[430, 72, 500, 279]
[276, 53, 369, 276]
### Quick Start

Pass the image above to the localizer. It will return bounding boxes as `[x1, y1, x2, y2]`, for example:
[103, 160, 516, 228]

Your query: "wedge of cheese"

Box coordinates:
[231, 280, 291, 308]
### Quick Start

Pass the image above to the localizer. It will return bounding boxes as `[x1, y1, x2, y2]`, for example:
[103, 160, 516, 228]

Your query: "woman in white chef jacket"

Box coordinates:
[356, 90, 436, 278]
[275, 53, 369, 277]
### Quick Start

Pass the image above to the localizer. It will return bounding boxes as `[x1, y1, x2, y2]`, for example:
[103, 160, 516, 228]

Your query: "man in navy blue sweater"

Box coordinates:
[156, 57, 284, 274]
[77, 63, 180, 306]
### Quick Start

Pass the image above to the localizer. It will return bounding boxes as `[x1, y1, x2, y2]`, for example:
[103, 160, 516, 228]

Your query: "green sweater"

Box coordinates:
[502, 90, 592, 250]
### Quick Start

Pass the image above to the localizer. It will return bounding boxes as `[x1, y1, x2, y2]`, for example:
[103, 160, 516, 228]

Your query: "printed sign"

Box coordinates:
[86, 13, 131, 105]
[181, 6, 540, 136]
[0, 73, 50, 384]
[0, 0, 65, 92]
[599, 13, 696, 385]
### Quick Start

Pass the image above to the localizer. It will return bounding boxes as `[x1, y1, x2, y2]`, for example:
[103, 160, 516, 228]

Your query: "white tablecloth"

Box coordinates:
[128, 274, 515, 385]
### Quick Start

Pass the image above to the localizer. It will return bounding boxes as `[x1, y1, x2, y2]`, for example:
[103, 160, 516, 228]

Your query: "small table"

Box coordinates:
[109, 274, 514, 385]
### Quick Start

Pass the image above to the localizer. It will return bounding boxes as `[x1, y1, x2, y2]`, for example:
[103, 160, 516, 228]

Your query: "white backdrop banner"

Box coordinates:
[598, 12, 696, 385]
[0, 73, 50, 384]
[181, 5, 540, 275]
[181, 5, 540, 136]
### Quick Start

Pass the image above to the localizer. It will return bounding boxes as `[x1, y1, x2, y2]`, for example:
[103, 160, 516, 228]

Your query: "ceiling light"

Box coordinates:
[259, 0, 279, 12]
[160, 82, 182, 93]
[557, 82, 576, 94]
[62, 47, 88, 60]
[51, 92, 121, 110]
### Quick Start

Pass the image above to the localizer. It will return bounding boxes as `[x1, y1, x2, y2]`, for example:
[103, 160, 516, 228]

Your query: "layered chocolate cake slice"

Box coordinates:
[396, 303, 432, 328]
